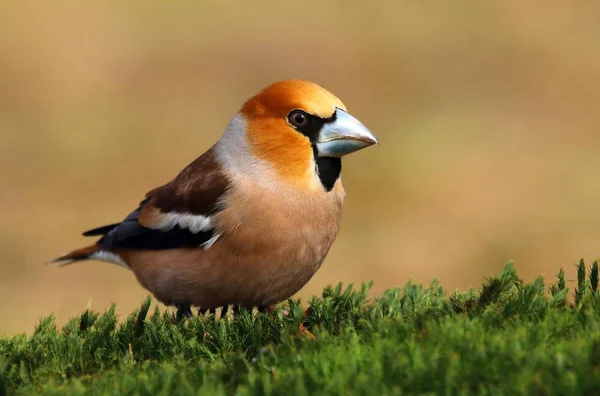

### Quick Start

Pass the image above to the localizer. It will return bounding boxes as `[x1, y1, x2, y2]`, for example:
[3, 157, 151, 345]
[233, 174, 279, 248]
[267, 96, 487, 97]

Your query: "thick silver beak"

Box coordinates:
[315, 109, 379, 158]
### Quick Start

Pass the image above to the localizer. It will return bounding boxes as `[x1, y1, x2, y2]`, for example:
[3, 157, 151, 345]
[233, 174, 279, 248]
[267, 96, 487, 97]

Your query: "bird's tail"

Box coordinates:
[48, 244, 101, 266]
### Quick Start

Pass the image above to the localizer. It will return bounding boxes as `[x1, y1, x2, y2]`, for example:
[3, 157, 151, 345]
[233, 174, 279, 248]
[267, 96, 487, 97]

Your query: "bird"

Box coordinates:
[50, 79, 379, 319]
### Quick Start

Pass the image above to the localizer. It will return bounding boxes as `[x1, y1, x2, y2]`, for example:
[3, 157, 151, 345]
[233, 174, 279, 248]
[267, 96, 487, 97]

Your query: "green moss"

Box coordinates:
[2, 262, 600, 395]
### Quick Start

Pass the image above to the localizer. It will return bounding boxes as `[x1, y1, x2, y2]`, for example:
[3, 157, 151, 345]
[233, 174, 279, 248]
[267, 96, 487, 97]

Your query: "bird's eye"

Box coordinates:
[289, 110, 308, 127]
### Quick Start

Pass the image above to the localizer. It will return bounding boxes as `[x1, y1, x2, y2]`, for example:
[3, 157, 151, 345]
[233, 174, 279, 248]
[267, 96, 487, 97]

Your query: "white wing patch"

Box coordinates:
[90, 251, 130, 270]
[154, 213, 213, 234]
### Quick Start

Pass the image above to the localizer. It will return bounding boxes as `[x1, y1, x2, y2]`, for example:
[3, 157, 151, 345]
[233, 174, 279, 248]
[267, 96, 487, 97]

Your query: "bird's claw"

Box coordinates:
[298, 322, 315, 340]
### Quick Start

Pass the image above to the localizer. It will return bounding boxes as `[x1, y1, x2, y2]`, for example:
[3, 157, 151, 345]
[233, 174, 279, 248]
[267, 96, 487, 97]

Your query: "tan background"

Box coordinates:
[1, 1, 599, 335]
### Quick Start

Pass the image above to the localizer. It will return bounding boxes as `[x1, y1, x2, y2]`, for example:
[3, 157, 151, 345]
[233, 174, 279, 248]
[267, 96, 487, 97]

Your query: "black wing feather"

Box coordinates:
[96, 205, 215, 251]
[82, 223, 121, 237]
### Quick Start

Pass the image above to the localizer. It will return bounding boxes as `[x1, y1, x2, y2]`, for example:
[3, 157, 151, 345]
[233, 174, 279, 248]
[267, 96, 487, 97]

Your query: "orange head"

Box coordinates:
[224, 80, 378, 191]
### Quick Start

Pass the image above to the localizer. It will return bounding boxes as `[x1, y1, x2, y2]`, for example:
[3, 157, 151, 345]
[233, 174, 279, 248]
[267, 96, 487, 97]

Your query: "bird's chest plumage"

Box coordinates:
[212, 182, 344, 306]
[215, 180, 344, 282]
[127, 180, 345, 308]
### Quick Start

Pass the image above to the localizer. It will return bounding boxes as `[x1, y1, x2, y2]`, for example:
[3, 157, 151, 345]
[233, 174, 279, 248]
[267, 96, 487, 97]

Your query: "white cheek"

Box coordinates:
[215, 113, 281, 188]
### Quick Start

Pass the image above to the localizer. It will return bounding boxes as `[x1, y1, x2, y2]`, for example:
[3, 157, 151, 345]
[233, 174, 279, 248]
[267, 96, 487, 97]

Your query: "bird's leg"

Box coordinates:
[175, 304, 193, 321]
[257, 305, 278, 313]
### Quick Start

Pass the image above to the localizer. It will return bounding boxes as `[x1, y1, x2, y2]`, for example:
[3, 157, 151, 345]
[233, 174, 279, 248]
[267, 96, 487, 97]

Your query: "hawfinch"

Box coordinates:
[51, 79, 378, 318]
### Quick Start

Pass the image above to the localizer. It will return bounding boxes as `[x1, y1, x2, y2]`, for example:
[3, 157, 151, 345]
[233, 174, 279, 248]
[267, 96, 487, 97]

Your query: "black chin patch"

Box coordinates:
[290, 110, 341, 191]
[314, 154, 342, 192]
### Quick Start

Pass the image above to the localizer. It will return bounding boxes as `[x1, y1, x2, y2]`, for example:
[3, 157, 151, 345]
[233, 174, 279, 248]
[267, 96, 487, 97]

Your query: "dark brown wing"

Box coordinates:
[84, 148, 230, 251]
[137, 148, 229, 228]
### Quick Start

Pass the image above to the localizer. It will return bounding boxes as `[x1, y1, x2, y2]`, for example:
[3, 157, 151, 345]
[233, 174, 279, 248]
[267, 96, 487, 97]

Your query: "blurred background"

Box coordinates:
[2, 0, 600, 334]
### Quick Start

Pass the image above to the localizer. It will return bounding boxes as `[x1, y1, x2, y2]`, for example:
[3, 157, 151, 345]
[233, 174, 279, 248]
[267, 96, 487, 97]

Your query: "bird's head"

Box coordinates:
[219, 79, 378, 191]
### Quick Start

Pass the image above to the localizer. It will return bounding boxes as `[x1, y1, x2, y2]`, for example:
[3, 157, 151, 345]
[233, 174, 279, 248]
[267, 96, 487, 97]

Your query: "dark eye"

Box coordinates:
[289, 110, 308, 127]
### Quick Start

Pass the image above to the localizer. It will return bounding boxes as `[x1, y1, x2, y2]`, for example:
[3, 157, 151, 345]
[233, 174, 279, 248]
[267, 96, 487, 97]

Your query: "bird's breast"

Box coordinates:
[214, 178, 344, 257]
[125, 179, 345, 308]
[209, 181, 345, 306]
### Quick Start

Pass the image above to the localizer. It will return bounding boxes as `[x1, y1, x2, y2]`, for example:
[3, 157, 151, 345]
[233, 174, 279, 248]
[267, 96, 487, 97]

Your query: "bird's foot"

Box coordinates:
[257, 304, 277, 313]
[298, 322, 316, 340]
[299, 306, 315, 339]
[175, 304, 193, 321]
[257, 304, 314, 339]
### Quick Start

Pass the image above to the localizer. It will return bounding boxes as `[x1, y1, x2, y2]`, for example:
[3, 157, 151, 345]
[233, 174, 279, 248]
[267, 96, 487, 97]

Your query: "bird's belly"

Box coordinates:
[124, 226, 338, 309]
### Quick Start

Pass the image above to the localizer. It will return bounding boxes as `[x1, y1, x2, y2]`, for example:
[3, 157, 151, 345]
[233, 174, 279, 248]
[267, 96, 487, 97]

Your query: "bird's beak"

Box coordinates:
[315, 108, 379, 158]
